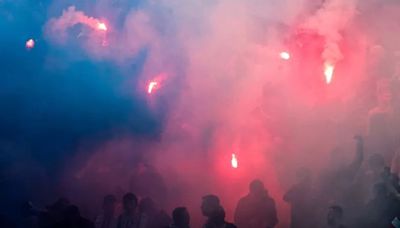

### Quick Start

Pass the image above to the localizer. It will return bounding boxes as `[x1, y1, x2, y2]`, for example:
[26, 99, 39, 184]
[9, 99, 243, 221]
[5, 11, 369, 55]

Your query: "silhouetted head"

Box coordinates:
[139, 197, 156, 215]
[201, 195, 220, 217]
[103, 194, 116, 215]
[123, 193, 138, 213]
[211, 206, 226, 225]
[172, 207, 190, 227]
[249, 179, 265, 196]
[327, 205, 343, 226]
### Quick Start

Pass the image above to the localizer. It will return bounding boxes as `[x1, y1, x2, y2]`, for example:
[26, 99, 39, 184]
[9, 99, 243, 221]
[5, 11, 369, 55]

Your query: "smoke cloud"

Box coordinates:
[42, 0, 386, 223]
[2, 0, 400, 226]
[46, 6, 104, 42]
[303, 0, 358, 72]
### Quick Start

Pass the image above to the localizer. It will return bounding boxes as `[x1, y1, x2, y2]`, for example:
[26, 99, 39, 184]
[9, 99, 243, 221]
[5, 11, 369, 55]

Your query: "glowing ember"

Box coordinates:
[25, 39, 35, 49]
[324, 63, 335, 84]
[231, 153, 238, 169]
[280, 51, 290, 60]
[97, 22, 107, 31]
[147, 81, 158, 94]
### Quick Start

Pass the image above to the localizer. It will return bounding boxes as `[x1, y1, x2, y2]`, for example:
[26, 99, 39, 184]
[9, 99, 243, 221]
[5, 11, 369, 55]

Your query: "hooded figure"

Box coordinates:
[234, 180, 278, 228]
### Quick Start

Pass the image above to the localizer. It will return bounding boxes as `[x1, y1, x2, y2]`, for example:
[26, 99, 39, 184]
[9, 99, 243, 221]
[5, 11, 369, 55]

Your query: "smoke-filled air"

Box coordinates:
[1, 0, 400, 227]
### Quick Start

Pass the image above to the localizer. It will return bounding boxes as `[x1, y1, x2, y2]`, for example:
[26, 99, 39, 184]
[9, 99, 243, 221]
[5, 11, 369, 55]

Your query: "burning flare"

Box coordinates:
[147, 81, 158, 94]
[97, 22, 107, 31]
[324, 62, 335, 84]
[26, 39, 35, 49]
[231, 153, 238, 169]
[280, 51, 290, 60]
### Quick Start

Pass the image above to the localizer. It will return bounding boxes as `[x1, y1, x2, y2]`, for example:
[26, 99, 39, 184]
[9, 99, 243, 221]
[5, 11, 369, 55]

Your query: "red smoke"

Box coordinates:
[48, 1, 381, 226]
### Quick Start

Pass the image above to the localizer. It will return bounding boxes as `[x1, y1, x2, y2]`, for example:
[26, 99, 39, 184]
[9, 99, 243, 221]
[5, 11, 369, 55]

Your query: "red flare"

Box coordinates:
[280, 51, 290, 60]
[97, 22, 107, 31]
[26, 39, 35, 49]
[147, 81, 158, 94]
[324, 63, 335, 84]
[231, 153, 238, 169]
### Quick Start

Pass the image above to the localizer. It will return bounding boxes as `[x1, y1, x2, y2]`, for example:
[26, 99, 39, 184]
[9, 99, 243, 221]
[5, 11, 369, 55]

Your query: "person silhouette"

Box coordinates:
[170, 207, 190, 228]
[95, 195, 118, 228]
[284, 168, 315, 228]
[234, 180, 278, 228]
[201, 195, 236, 228]
[53, 205, 94, 228]
[137, 197, 171, 228]
[117, 193, 139, 228]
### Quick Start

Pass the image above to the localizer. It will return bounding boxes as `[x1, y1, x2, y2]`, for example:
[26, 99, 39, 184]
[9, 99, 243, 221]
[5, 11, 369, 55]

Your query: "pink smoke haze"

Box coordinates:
[44, 0, 400, 226]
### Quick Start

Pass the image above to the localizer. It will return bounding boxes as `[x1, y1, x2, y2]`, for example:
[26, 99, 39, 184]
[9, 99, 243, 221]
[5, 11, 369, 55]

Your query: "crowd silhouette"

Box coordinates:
[3, 80, 400, 228]
[5, 130, 400, 228]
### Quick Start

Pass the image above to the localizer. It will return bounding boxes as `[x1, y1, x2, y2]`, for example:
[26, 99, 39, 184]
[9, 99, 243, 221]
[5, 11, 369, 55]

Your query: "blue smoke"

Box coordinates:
[0, 1, 169, 218]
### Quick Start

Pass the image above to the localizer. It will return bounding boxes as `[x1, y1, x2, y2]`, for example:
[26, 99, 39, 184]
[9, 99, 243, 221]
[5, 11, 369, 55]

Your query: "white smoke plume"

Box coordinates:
[46, 6, 106, 41]
[303, 0, 359, 67]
